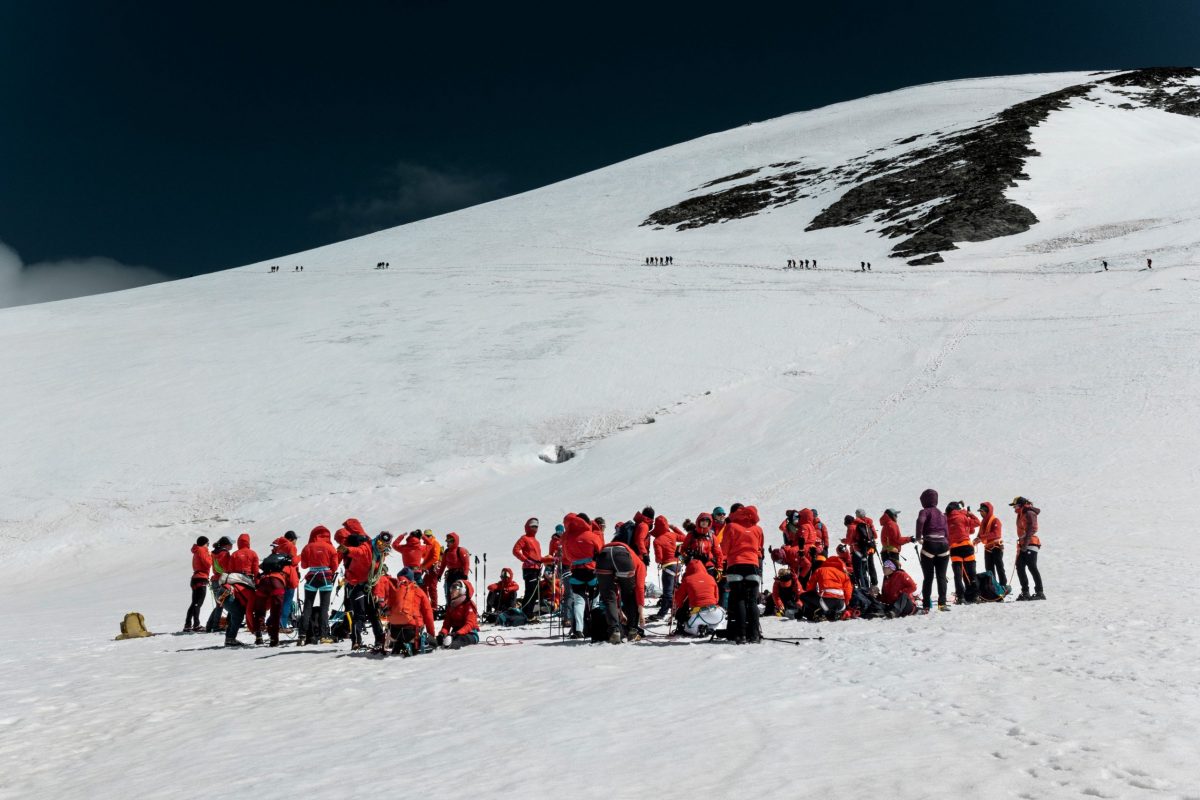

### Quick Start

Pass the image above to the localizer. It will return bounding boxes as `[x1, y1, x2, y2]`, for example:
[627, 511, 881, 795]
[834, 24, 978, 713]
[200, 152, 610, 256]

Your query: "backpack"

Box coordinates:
[388, 583, 423, 627]
[588, 604, 609, 642]
[850, 587, 887, 619]
[261, 553, 292, 575]
[975, 572, 1010, 602]
[329, 610, 350, 641]
[115, 612, 153, 640]
[497, 608, 528, 627]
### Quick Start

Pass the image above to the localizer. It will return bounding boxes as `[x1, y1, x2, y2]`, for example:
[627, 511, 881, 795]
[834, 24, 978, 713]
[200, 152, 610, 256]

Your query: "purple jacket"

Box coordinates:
[915, 489, 948, 546]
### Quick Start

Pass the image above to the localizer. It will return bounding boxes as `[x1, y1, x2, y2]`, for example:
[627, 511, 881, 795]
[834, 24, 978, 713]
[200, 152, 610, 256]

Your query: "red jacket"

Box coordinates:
[191, 544, 212, 580]
[560, 514, 604, 568]
[779, 516, 802, 547]
[342, 538, 375, 585]
[880, 514, 911, 552]
[651, 516, 679, 566]
[440, 581, 479, 636]
[772, 572, 804, 609]
[442, 533, 471, 574]
[272, 536, 300, 589]
[807, 557, 854, 601]
[393, 533, 427, 568]
[383, 576, 436, 636]
[680, 518, 724, 570]
[548, 533, 563, 562]
[881, 568, 918, 605]
[334, 517, 368, 546]
[212, 545, 232, 577]
[975, 504, 1003, 550]
[722, 506, 764, 567]
[488, 568, 521, 600]
[228, 534, 259, 576]
[632, 513, 652, 559]
[674, 559, 718, 610]
[947, 509, 980, 547]
[797, 509, 823, 553]
[770, 544, 810, 581]
[300, 526, 340, 572]
[512, 519, 543, 569]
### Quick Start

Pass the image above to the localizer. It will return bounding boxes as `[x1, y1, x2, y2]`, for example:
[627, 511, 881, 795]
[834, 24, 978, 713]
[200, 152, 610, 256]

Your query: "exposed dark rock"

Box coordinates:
[698, 168, 761, 189]
[539, 445, 575, 464]
[907, 253, 944, 266]
[640, 67, 1200, 261]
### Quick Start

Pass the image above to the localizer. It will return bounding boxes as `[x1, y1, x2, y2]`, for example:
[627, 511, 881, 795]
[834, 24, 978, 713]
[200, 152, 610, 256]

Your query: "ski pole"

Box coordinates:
[761, 636, 824, 644]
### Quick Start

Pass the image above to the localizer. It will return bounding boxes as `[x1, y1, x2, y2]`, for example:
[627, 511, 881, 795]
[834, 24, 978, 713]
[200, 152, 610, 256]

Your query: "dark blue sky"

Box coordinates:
[2, 1, 1198, 279]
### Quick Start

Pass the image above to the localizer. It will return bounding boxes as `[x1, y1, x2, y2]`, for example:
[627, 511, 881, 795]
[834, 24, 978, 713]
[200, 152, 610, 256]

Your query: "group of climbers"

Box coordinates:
[183, 492, 1046, 651]
[188, 519, 481, 654]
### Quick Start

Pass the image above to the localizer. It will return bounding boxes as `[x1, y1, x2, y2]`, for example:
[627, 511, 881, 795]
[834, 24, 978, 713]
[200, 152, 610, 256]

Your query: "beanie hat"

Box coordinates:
[854, 508, 866, 519]
[555, 524, 565, 534]
[713, 507, 727, 516]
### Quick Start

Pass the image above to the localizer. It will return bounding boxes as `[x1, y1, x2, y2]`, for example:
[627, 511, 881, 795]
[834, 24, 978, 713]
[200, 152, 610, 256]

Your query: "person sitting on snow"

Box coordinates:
[382, 567, 436, 656]
[805, 552, 854, 622]
[485, 567, 521, 621]
[673, 559, 724, 636]
[880, 560, 918, 618]
[438, 580, 480, 650]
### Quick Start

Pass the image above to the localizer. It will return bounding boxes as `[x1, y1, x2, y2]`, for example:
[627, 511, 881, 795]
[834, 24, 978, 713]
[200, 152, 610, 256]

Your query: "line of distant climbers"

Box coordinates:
[1101, 259, 1152, 270]
[375, 262, 391, 270]
[268, 265, 304, 272]
[645, 256, 674, 265]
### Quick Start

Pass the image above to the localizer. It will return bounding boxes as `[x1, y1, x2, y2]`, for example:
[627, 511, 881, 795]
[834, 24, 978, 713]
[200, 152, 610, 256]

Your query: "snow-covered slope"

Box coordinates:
[3, 69, 1200, 799]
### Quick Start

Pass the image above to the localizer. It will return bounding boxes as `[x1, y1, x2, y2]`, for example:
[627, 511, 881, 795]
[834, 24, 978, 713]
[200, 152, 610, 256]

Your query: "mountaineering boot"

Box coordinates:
[1015, 591, 1032, 601]
[608, 631, 622, 645]
[225, 638, 247, 647]
[1032, 591, 1046, 601]
[254, 634, 264, 645]
[937, 603, 950, 612]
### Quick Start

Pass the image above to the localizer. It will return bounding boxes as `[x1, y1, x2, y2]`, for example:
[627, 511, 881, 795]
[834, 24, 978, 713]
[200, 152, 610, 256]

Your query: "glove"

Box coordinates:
[642, 555, 650, 566]
[440, 634, 452, 649]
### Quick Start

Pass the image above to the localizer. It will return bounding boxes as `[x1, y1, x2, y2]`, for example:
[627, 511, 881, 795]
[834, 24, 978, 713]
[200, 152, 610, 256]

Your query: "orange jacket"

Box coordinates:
[419, 535, 443, 572]
[651, 516, 679, 566]
[674, 560, 719, 610]
[300, 526, 340, 572]
[393, 533, 427, 568]
[632, 513, 652, 559]
[975, 504, 1003, 549]
[1015, 503, 1041, 548]
[191, 544, 212, 580]
[383, 576, 436, 636]
[228, 533, 259, 576]
[722, 506, 764, 567]
[947, 509, 980, 547]
[807, 557, 854, 601]
[513, 520, 543, 569]
[880, 514, 911, 552]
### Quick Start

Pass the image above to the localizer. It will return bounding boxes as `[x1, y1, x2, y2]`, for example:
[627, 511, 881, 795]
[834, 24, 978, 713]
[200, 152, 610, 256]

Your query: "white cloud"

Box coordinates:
[0, 241, 169, 310]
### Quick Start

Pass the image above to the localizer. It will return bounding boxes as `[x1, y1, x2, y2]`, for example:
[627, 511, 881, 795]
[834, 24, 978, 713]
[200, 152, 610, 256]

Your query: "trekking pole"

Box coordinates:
[474, 555, 479, 589]
[761, 635, 824, 644]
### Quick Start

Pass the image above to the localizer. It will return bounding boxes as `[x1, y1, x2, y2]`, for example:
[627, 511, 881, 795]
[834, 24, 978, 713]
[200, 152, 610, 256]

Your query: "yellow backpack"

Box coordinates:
[115, 612, 153, 640]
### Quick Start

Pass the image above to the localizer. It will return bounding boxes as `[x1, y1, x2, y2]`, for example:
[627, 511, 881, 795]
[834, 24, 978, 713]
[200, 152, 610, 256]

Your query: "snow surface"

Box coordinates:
[3, 70, 1200, 799]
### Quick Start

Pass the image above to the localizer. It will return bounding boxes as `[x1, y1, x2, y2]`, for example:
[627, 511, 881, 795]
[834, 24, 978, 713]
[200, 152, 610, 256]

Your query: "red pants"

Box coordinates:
[254, 584, 285, 640]
[423, 571, 440, 607]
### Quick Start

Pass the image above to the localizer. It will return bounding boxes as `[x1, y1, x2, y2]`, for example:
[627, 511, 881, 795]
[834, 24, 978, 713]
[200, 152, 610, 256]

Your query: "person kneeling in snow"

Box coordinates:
[766, 568, 804, 618]
[438, 580, 480, 650]
[880, 560, 918, 618]
[805, 553, 854, 621]
[673, 559, 725, 636]
[382, 568, 436, 656]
